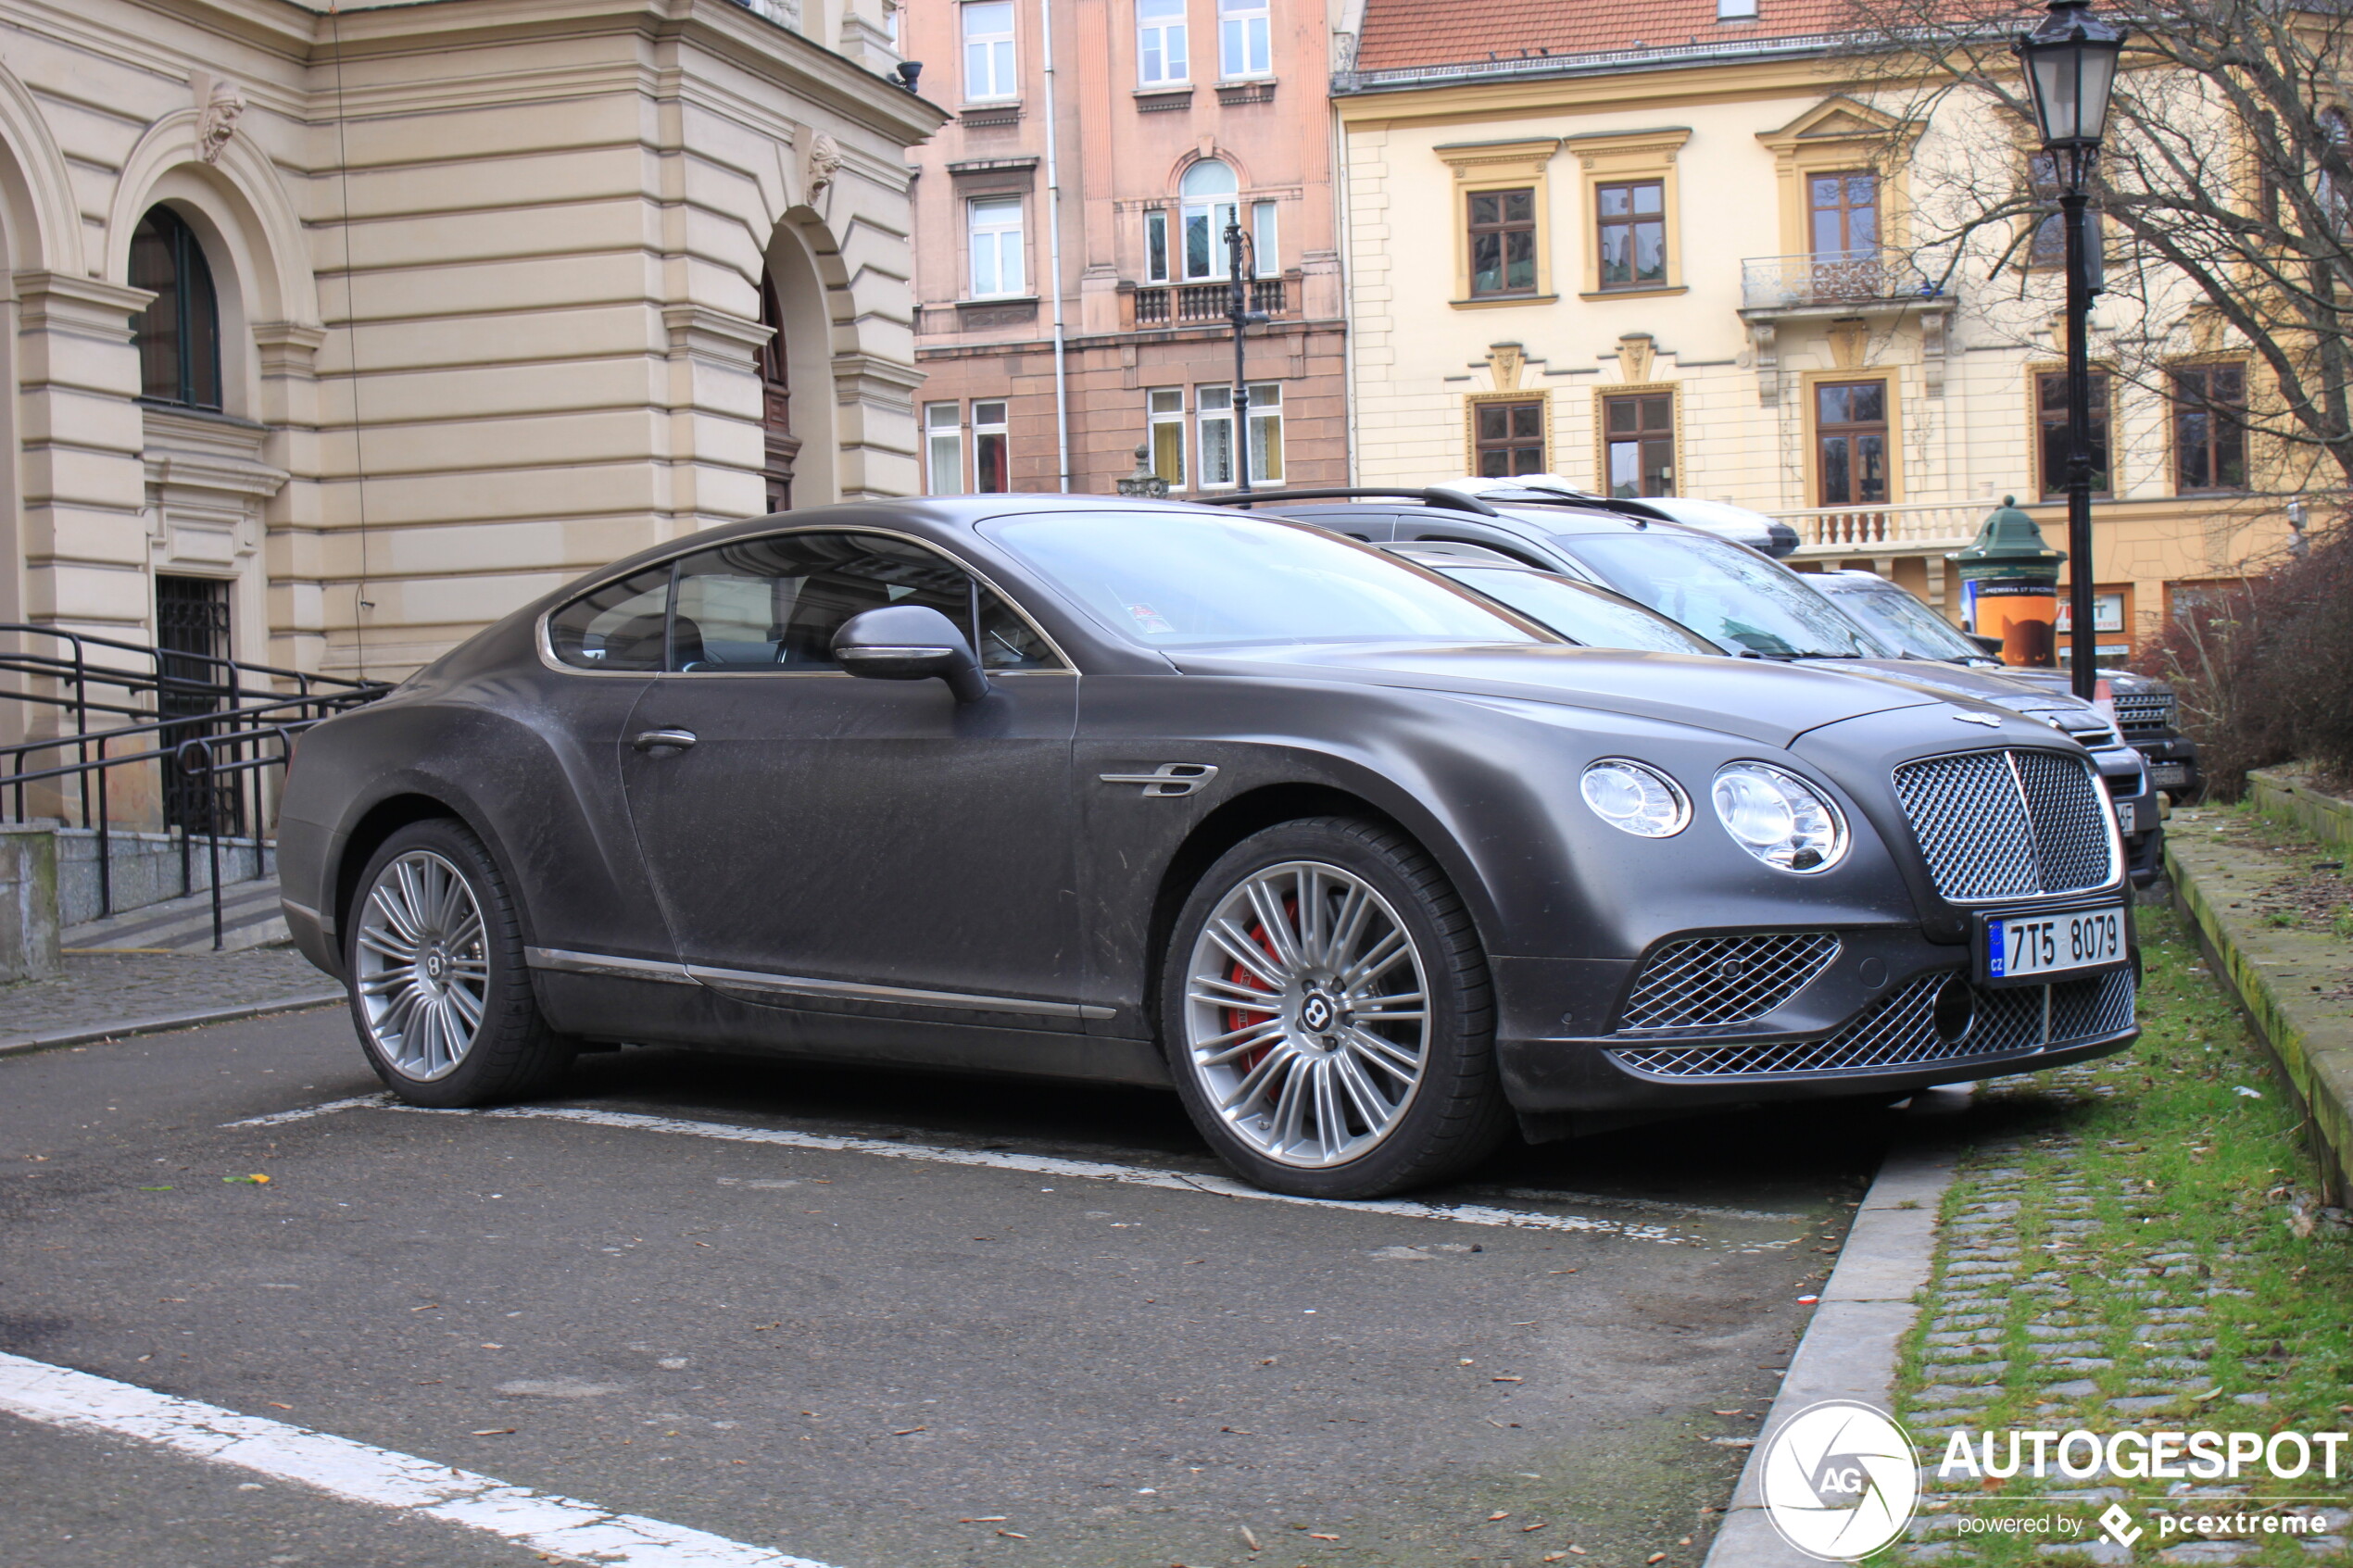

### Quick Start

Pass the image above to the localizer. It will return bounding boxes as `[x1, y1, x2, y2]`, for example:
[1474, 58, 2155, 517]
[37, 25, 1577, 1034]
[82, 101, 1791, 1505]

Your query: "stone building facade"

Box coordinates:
[1332, 0, 2292, 666]
[902, 0, 1346, 496]
[0, 0, 940, 711]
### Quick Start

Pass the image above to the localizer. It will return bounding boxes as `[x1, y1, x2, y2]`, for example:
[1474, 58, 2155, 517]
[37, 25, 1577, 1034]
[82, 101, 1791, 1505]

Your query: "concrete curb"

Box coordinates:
[0, 992, 345, 1058]
[1703, 1087, 1969, 1568]
[2165, 820, 2353, 1205]
[2246, 768, 2353, 858]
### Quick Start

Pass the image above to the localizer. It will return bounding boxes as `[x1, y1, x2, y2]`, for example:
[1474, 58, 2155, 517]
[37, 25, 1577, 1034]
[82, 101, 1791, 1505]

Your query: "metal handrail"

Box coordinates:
[2, 634, 386, 943]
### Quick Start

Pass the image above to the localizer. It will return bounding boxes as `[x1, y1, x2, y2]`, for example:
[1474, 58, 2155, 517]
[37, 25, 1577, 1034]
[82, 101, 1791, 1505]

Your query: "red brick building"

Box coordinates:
[904, 0, 1346, 495]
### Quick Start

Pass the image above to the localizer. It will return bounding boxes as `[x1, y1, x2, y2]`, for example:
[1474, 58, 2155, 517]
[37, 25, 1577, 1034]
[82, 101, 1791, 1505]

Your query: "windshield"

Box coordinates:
[1822, 580, 1992, 662]
[1550, 533, 1889, 659]
[1436, 566, 1720, 656]
[989, 512, 1545, 649]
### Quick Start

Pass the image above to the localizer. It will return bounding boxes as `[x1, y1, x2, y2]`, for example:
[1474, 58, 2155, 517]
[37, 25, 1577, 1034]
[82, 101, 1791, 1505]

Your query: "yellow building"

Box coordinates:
[1331, 0, 2293, 666]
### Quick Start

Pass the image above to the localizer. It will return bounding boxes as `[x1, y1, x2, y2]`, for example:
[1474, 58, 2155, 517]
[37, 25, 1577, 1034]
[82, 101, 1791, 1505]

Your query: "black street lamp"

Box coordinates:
[1224, 216, 1270, 492]
[2015, 0, 2126, 698]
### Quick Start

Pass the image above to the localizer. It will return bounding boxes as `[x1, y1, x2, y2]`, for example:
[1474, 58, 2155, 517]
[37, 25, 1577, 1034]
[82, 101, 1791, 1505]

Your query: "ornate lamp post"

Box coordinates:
[2015, 0, 2126, 698]
[1223, 216, 1271, 492]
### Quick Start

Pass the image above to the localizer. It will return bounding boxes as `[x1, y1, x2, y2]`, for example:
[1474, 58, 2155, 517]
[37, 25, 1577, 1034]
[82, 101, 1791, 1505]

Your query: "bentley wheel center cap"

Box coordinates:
[1299, 992, 1337, 1035]
[424, 951, 447, 984]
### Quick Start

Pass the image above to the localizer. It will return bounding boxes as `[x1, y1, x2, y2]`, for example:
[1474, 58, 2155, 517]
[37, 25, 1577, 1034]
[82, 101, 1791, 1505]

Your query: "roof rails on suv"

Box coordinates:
[1203, 484, 1669, 524]
[1201, 486, 1503, 517]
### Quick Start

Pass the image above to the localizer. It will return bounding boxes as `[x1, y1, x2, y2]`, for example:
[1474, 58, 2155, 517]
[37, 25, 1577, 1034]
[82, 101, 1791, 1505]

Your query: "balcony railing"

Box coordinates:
[1133, 278, 1288, 327]
[1769, 500, 1986, 555]
[1740, 250, 1946, 312]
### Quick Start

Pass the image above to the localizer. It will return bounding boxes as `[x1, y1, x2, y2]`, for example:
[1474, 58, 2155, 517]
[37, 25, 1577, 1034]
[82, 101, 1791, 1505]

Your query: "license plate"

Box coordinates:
[1982, 905, 2128, 985]
[2115, 800, 2137, 835]
[2150, 763, 2189, 788]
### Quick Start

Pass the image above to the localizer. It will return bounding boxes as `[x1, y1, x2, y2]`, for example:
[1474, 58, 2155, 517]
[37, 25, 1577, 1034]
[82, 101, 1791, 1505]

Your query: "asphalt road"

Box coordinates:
[0, 1008, 1890, 1568]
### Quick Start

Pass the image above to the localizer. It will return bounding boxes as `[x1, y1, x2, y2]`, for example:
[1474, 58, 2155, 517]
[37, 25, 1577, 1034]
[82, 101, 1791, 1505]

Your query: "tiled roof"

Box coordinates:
[1353, 0, 1850, 76]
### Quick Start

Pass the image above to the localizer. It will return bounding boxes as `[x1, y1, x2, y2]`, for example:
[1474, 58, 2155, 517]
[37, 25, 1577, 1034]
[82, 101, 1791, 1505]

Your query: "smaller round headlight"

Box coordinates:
[1711, 762, 1846, 873]
[1579, 759, 1690, 838]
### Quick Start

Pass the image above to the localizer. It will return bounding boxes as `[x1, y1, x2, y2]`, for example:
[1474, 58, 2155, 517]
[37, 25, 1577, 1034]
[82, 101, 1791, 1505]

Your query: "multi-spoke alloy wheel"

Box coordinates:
[1163, 818, 1508, 1198]
[355, 849, 490, 1081]
[1182, 859, 1430, 1167]
[344, 818, 573, 1107]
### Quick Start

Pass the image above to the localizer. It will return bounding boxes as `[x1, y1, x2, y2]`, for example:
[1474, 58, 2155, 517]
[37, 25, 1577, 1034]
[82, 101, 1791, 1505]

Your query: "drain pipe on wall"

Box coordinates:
[1038, 0, 1072, 491]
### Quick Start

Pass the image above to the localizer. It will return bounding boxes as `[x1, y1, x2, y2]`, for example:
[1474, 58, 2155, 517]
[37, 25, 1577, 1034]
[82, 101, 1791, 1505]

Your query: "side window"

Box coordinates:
[547, 568, 673, 671]
[975, 586, 1055, 669]
[666, 531, 1059, 672]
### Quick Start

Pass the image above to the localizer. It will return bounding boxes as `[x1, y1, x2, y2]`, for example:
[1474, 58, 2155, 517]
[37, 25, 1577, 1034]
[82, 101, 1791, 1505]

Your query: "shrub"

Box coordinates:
[2140, 517, 2353, 800]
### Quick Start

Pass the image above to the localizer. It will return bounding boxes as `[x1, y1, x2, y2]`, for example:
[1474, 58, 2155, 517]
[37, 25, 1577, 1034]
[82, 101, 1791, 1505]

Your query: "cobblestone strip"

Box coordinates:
[0, 949, 339, 1051]
[1894, 1055, 2351, 1568]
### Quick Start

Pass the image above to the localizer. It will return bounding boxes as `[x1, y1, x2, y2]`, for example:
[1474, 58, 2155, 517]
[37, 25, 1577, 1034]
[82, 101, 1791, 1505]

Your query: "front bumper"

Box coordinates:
[2132, 735, 2202, 797]
[1492, 915, 2137, 1120]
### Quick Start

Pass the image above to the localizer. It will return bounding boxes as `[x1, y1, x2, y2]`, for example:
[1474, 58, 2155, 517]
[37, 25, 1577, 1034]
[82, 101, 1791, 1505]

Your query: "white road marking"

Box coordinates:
[224, 1094, 1780, 1245]
[381, 1101, 1696, 1243]
[0, 1352, 832, 1568]
[223, 1094, 389, 1129]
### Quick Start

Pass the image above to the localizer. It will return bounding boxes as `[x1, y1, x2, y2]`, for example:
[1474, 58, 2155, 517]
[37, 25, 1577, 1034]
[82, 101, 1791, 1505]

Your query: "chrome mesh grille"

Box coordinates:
[1893, 748, 2117, 901]
[2015, 751, 2116, 893]
[2111, 693, 2176, 736]
[1607, 969, 2133, 1080]
[1617, 933, 1841, 1031]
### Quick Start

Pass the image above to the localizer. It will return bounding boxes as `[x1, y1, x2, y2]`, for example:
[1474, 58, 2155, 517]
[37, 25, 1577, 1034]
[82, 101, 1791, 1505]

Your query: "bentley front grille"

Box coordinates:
[1607, 969, 2133, 1080]
[1617, 933, 1841, 1032]
[1893, 748, 2118, 902]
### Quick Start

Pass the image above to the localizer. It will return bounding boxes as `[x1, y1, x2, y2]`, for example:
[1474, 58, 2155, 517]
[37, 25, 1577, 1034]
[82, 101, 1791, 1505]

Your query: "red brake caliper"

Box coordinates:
[1224, 898, 1293, 1076]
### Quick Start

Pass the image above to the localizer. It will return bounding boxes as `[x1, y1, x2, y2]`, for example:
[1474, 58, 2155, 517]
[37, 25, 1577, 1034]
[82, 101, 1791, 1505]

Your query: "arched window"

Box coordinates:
[129, 207, 221, 410]
[1179, 159, 1238, 281]
[757, 271, 799, 513]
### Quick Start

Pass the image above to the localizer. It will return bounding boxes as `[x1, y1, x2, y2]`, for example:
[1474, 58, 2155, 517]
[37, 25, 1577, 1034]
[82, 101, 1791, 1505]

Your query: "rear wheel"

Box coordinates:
[1160, 817, 1509, 1198]
[346, 818, 573, 1107]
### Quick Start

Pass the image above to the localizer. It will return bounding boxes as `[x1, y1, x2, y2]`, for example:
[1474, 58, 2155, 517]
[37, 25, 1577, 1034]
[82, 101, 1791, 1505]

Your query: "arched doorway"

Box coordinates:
[757, 270, 798, 512]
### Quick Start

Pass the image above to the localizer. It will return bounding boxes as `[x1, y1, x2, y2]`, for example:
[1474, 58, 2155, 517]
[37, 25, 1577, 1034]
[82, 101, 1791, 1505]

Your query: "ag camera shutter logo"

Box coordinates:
[1760, 1400, 1922, 1561]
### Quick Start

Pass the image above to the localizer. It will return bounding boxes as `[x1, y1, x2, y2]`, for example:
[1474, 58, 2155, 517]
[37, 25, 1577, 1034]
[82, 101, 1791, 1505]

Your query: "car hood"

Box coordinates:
[1798, 657, 2097, 714]
[1978, 663, 2170, 698]
[1168, 643, 1944, 746]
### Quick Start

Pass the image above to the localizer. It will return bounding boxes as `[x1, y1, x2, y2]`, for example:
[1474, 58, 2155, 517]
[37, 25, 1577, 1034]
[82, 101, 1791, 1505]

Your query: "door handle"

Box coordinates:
[631, 728, 698, 753]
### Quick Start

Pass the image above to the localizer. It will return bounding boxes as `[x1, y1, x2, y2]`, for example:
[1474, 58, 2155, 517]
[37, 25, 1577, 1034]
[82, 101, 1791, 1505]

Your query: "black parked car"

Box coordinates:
[1808, 569, 2202, 801]
[1220, 487, 2166, 884]
[281, 497, 2137, 1198]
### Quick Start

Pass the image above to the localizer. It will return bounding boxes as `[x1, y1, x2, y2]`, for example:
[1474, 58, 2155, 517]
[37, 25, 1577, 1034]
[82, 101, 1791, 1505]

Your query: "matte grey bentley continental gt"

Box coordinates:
[279, 496, 2137, 1198]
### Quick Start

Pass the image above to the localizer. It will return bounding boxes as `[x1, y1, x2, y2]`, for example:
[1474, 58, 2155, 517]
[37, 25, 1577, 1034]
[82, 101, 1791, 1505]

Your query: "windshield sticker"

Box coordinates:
[1126, 603, 1176, 634]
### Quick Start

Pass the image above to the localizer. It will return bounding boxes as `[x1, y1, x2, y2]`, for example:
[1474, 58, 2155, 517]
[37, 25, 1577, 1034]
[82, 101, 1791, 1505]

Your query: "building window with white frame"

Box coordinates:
[969, 197, 1026, 297]
[1145, 209, 1171, 282]
[925, 403, 964, 494]
[973, 399, 1011, 490]
[1138, 0, 1189, 85]
[1196, 382, 1282, 487]
[1148, 388, 1186, 484]
[1218, 0, 1270, 77]
[963, 0, 1016, 100]
[1180, 160, 1239, 281]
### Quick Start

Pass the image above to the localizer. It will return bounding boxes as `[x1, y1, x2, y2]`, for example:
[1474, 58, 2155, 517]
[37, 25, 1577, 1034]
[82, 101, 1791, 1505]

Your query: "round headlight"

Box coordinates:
[1711, 762, 1847, 872]
[1579, 759, 1690, 838]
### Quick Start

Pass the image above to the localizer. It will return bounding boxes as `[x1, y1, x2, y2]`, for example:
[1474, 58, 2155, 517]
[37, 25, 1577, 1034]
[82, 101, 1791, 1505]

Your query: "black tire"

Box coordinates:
[1158, 815, 1510, 1199]
[344, 817, 573, 1108]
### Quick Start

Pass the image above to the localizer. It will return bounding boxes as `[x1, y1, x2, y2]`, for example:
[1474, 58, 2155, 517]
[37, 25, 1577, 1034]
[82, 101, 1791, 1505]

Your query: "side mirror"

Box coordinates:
[831, 604, 990, 703]
[1968, 633, 2005, 656]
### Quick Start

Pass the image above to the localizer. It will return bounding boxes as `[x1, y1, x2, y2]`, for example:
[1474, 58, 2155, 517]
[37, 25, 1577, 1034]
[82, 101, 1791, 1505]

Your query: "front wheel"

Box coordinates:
[345, 818, 573, 1108]
[1159, 817, 1509, 1199]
